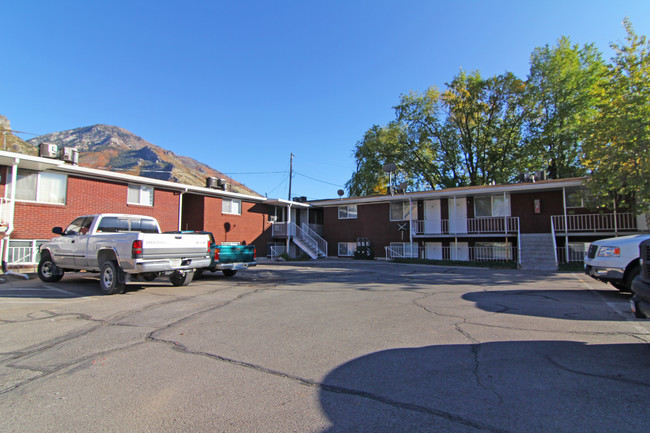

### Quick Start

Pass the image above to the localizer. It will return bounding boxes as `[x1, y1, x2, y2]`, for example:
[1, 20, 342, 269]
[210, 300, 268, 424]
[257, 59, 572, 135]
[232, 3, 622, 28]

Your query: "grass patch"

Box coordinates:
[392, 258, 518, 269]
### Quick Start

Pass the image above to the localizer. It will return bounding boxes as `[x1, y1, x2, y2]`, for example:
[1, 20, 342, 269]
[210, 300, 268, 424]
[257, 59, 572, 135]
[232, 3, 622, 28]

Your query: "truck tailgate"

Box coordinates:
[140, 233, 210, 259]
[217, 245, 256, 263]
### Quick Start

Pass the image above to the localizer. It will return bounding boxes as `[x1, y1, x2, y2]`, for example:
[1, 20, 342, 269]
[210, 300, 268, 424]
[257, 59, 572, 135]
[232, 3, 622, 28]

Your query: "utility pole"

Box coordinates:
[288, 153, 294, 201]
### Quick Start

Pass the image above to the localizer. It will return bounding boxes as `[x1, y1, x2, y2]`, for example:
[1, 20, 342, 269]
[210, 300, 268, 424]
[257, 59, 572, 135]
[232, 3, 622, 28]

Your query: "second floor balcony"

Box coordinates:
[551, 212, 640, 235]
[412, 216, 520, 236]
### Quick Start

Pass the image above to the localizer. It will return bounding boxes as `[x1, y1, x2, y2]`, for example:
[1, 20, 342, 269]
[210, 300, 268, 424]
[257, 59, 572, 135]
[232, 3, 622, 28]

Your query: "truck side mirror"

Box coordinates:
[52, 227, 63, 235]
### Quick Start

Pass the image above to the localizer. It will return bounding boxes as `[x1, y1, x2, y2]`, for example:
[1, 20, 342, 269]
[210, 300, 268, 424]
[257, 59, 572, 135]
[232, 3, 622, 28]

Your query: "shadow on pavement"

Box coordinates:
[319, 341, 650, 433]
[463, 289, 632, 321]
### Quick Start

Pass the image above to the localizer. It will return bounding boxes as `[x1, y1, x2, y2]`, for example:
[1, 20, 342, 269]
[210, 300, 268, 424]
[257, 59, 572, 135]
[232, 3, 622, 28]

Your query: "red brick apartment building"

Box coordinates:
[308, 179, 649, 270]
[2, 149, 648, 271]
[0, 150, 307, 270]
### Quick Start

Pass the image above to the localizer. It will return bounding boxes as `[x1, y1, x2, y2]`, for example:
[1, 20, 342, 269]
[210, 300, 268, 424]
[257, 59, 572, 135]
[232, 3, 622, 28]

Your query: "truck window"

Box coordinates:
[97, 216, 158, 233]
[131, 218, 159, 233]
[64, 216, 95, 235]
[97, 217, 129, 232]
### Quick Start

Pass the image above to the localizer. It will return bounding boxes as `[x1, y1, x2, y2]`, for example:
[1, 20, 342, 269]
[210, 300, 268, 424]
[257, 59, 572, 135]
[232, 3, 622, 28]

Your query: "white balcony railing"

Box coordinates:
[385, 245, 517, 262]
[551, 213, 637, 233]
[412, 216, 519, 235]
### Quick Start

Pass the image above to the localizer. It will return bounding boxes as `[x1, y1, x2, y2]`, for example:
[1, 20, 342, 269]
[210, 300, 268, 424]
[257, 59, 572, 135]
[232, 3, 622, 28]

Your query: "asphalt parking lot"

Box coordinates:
[1, 260, 649, 433]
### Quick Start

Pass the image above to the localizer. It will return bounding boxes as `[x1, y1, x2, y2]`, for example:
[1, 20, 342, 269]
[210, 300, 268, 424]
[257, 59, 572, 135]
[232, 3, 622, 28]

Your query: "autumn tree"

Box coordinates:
[525, 37, 605, 179]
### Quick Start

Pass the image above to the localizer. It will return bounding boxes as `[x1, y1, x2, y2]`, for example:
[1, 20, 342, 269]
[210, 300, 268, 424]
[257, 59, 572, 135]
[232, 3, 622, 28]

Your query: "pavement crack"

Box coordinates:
[149, 335, 513, 433]
[544, 355, 650, 388]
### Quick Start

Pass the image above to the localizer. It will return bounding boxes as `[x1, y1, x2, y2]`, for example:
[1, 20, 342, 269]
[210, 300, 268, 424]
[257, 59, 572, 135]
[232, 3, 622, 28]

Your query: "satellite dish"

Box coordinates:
[337, 189, 345, 198]
[383, 163, 397, 173]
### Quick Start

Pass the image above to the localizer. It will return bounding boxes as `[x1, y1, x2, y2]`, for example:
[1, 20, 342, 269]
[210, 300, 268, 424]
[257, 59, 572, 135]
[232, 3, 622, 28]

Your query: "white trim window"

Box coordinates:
[8, 169, 67, 204]
[222, 198, 242, 215]
[474, 195, 510, 217]
[127, 184, 154, 206]
[338, 242, 357, 256]
[565, 187, 591, 208]
[390, 201, 417, 221]
[338, 204, 357, 219]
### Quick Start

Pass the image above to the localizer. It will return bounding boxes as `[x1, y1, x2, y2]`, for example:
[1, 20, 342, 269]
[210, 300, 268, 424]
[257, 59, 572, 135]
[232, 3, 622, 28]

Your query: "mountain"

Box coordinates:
[1, 115, 37, 156]
[24, 124, 260, 196]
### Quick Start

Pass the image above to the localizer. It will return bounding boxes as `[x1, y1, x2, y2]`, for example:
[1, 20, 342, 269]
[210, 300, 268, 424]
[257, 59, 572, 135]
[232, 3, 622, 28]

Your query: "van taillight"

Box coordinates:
[253, 246, 256, 259]
[215, 247, 220, 261]
[207, 240, 212, 253]
[132, 240, 143, 258]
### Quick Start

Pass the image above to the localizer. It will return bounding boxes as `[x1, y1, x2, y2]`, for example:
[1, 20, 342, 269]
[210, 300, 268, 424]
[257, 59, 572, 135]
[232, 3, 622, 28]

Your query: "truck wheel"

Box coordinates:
[170, 270, 194, 286]
[222, 269, 237, 277]
[625, 265, 641, 292]
[100, 261, 125, 295]
[37, 256, 64, 283]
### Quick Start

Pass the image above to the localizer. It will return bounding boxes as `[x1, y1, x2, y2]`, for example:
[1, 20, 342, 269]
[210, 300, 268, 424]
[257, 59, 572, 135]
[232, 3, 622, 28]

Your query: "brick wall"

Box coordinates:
[201, 196, 273, 251]
[322, 202, 408, 257]
[11, 175, 180, 239]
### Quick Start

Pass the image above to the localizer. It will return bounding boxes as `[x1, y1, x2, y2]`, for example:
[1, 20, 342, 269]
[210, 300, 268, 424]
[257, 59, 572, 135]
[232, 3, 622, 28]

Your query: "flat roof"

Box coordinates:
[0, 150, 306, 207]
[309, 177, 587, 207]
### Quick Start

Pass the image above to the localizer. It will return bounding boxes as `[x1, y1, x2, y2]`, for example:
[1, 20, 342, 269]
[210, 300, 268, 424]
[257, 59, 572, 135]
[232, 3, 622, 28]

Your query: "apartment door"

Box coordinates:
[425, 242, 442, 260]
[448, 198, 467, 234]
[451, 241, 469, 261]
[424, 200, 441, 234]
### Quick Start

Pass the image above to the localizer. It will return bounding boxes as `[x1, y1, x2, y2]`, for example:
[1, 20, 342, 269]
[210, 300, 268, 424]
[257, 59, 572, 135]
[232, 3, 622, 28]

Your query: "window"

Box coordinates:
[8, 169, 67, 204]
[474, 195, 510, 217]
[390, 201, 417, 221]
[222, 198, 241, 215]
[63, 216, 95, 235]
[96, 216, 159, 233]
[128, 184, 154, 206]
[565, 188, 591, 208]
[338, 242, 357, 256]
[338, 204, 357, 219]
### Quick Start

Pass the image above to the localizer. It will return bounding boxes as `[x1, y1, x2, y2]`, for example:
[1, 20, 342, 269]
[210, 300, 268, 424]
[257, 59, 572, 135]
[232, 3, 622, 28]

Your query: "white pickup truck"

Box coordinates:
[584, 234, 650, 292]
[38, 214, 211, 294]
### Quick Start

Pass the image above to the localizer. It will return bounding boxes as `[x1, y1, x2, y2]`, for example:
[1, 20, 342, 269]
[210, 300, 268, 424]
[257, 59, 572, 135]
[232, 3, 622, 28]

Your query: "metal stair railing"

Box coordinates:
[301, 223, 327, 257]
[290, 222, 319, 259]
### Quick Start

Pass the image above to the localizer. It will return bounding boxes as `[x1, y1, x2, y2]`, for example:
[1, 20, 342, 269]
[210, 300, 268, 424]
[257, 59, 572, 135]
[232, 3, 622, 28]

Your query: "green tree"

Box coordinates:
[525, 37, 605, 179]
[442, 71, 529, 185]
[346, 71, 531, 196]
[582, 19, 650, 214]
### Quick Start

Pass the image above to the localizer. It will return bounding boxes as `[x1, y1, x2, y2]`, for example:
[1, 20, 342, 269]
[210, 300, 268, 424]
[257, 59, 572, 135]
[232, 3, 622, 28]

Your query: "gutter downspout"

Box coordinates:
[2, 158, 27, 278]
[177, 188, 187, 231]
[562, 187, 569, 265]
[286, 203, 292, 256]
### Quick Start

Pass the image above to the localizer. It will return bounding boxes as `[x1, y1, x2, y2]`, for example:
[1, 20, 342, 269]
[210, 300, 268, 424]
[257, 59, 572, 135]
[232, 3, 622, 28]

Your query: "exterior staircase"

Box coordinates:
[284, 222, 328, 259]
[519, 233, 558, 270]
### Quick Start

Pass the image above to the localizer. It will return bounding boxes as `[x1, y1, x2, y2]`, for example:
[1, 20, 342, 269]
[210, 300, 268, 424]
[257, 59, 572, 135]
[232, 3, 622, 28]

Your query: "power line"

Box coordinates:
[293, 170, 344, 187]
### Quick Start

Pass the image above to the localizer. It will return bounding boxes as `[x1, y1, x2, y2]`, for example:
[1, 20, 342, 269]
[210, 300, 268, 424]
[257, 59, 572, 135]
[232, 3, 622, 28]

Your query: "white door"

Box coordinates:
[451, 242, 469, 261]
[448, 198, 467, 234]
[425, 242, 442, 260]
[424, 200, 441, 234]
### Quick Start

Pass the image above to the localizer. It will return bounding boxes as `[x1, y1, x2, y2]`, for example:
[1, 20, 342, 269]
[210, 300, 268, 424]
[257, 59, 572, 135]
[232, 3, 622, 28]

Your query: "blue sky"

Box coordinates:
[2, 1, 650, 200]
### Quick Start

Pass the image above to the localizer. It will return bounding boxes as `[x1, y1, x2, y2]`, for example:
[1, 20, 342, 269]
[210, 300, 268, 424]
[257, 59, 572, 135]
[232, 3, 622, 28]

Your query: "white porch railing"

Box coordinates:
[271, 222, 327, 258]
[413, 216, 519, 235]
[556, 247, 587, 263]
[551, 213, 637, 233]
[385, 245, 517, 262]
[270, 245, 286, 260]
